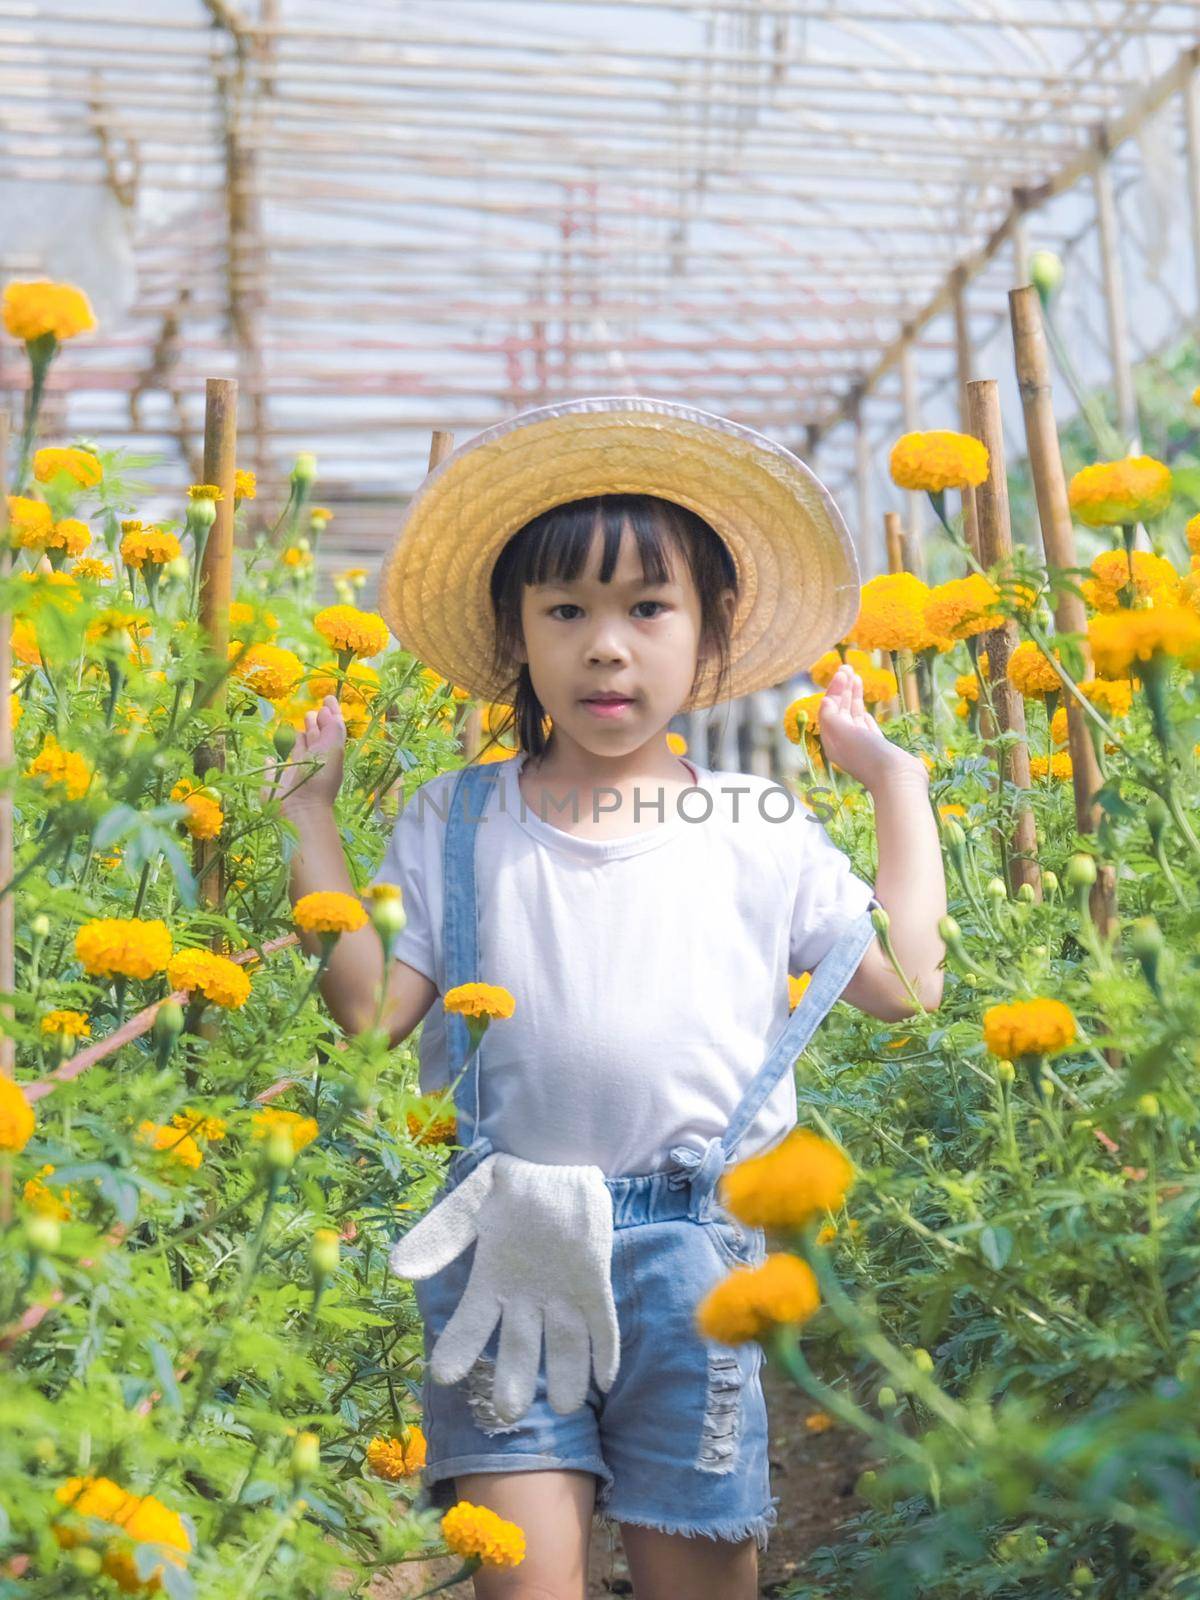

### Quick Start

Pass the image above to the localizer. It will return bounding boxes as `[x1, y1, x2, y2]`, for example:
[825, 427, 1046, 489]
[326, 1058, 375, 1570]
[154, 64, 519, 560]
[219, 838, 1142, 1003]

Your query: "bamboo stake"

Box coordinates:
[193, 378, 239, 915]
[1009, 285, 1117, 943]
[899, 335, 925, 580]
[884, 512, 921, 716]
[0, 415, 12, 1078]
[966, 378, 1040, 900]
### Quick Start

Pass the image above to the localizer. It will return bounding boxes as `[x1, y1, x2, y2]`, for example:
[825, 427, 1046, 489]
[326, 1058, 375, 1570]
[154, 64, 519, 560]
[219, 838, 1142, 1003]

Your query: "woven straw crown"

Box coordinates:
[377, 396, 863, 712]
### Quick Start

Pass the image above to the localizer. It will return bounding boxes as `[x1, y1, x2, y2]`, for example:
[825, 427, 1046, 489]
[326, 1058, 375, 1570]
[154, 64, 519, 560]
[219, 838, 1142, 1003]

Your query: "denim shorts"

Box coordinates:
[412, 1157, 778, 1550]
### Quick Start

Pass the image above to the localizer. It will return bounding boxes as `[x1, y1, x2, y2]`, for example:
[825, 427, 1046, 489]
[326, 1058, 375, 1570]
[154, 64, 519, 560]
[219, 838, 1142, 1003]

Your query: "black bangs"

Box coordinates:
[510, 495, 673, 591]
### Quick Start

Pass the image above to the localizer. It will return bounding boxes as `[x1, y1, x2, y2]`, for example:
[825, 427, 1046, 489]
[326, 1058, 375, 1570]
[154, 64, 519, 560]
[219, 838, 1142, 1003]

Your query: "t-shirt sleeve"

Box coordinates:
[369, 787, 439, 987]
[788, 815, 878, 975]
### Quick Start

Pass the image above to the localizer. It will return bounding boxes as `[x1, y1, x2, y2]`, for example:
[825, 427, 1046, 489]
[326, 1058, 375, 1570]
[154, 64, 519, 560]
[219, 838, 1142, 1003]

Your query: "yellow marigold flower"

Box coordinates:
[17, 572, 81, 623]
[805, 1411, 835, 1434]
[13, 620, 41, 667]
[1187, 513, 1200, 557]
[889, 430, 989, 493]
[187, 483, 223, 502]
[282, 545, 313, 570]
[167, 948, 251, 1010]
[3, 279, 96, 342]
[26, 736, 92, 802]
[0, 1074, 35, 1152]
[40, 1009, 91, 1039]
[85, 606, 146, 645]
[1080, 548, 1181, 612]
[938, 803, 967, 820]
[366, 1427, 428, 1479]
[1029, 752, 1073, 782]
[1088, 604, 1200, 677]
[1006, 639, 1063, 699]
[170, 1108, 227, 1142]
[71, 556, 113, 581]
[982, 997, 1076, 1059]
[787, 972, 811, 1011]
[850, 573, 942, 653]
[473, 743, 514, 765]
[1068, 457, 1172, 528]
[54, 1476, 191, 1592]
[334, 565, 366, 585]
[310, 506, 333, 524]
[169, 779, 223, 841]
[120, 525, 181, 570]
[925, 575, 1003, 642]
[783, 692, 824, 749]
[54, 1474, 130, 1532]
[720, 1127, 855, 1229]
[9, 692, 20, 729]
[444, 982, 516, 1021]
[234, 469, 256, 500]
[306, 660, 380, 707]
[74, 917, 172, 981]
[954, 648, 990, 702]
[293, 890, 368, 936]
[314, 604, 390, 659]
[23, 1163, 72, 1220]
[407, 1106, 458, 1146]
[228, 599, 279, 638]
[230, 641, 305, 702]
[1050, 706, 1069, 747]
[33, 447, 102, 488]
[666, 730, 688, 755]
[1080, 677, 1133, 718]
[696, 1253, 821, 1345]
[440, 1501, 526, 1569]
[250, 1105, 319, 1152]
[6, 494, 54, 549]
[137, 1121, 204, 1170]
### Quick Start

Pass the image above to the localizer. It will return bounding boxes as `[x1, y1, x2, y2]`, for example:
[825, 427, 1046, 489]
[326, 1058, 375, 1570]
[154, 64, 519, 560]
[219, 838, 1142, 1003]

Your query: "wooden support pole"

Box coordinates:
[966, 378, 1041, 900]
[951, 267, 982, 566]
[0, 414, 12, 1078]
[899, 334, 925, 579]
[1093, 136, 1140, 453]
[1009, 286, 1118, 942]
[193, 377, 239, 914]
[884, 511, 921, 716]
[1184, 67, 1200, 333]
[1010, 203, 1030, 287]
[853, 397, 874, 577]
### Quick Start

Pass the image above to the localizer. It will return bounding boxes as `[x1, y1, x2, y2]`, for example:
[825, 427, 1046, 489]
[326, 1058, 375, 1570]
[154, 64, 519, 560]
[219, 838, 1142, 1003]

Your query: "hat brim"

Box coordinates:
[377, 396, 862, 712]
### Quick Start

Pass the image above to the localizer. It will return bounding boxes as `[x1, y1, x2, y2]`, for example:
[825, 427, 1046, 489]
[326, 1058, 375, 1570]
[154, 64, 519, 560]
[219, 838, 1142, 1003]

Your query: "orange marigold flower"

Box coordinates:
[71, 556, 113, 581]
[74, 917, 172, 981]
[1080, 676, 1133, 718]
[805, 1411, 835, 1434]
[440, 1501, 526, 1569]
[314, 604, 390, 659]
[666, 730, 687, 755]
[1088, 604, 1200, 677]
[234, 469, 257, 500]
[982, 997, 1076, 1059]
[406, 1106, 458, 1146]
[306, 659, 380, 707]
[0, 1074, 35, 1152]
[1068, 457, 1172, 528]
[167, 948, 251, 1009]
[850, 573, 938, 654]
[293, 890, 368, 936]
[40, 1009, 91, 1039]
[120, 525, 182, 569]
[1006, 639, 1063, 699]
[1080, 548, 1181, 612]
[230, 641, 305, 702]
[695, 1253, 821, 1345]
[137, 1121, 204, 1169]
[228, 599, 279, 639]
[24, 1163, 72, 1220]
[443, 982, 516, 1022]
[169, 779, 223, 841]
[719, 1127, 855, 1229]
[1029, 752, 1073, 782]
[925, 575, 1003, 642]
[282, 545, 313, 570]
[6, 494, 54, 549]
[787, 972, 811, 1011]
[170, 1108, 227, 1142]
[26, 735, 92, 802]
[3, 280, 96, 342]
[13, 619, 41, 666]
[250, 1105, 319, 1152]
[187, 483, 223, 502]
[33, 447, 102, 488]
[366, 1427, 428, 1479]
[889, 431, 989, 493]
[783, 692, 824, 751]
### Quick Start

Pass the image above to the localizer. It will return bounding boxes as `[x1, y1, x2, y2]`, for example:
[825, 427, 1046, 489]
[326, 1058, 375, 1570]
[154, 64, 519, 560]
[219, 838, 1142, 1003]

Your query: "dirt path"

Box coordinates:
[371, 1358, 868, 1598]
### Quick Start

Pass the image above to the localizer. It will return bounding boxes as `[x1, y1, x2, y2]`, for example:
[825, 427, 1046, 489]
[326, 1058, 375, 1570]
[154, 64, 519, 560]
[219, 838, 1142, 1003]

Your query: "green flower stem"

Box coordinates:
[1142, 1134, 1173, 1354]
[402, 1560, 482, 1599]
[232, 1494, 310, 1600]
[870, 916, 928, 1016]
[1040, 306, 1125, 458]
[767, 1323, 925, 1465]
[14, 335, 56, 491]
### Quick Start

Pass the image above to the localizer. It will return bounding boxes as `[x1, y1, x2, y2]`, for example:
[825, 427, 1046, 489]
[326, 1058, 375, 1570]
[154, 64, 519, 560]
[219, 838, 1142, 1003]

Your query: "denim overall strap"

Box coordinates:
[667, 898, 881, 1220]
[440, 760, 504, 1159]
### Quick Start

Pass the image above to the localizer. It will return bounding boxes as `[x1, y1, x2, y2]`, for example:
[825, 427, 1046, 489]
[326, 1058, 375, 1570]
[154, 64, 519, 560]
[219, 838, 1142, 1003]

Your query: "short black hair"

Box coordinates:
[485, 493, 738, 759]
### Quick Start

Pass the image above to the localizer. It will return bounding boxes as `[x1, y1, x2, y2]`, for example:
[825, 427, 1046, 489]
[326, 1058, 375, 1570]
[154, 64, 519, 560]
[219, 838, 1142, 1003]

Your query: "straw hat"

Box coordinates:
[377, 395, 863, 713]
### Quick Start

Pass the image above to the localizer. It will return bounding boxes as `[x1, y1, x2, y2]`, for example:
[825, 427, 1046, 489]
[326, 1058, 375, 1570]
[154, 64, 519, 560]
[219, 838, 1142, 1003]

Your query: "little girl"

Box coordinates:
[277, 399, 946, 1600]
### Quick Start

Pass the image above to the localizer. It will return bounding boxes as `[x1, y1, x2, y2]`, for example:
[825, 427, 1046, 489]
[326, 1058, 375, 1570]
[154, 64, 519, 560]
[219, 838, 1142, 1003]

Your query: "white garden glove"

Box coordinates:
[388, 1152, 620, 1424]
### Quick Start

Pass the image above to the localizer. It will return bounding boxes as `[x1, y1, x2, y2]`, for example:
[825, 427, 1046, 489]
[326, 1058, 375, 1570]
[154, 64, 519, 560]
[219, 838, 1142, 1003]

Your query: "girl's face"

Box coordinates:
[515, 519, 728, 760]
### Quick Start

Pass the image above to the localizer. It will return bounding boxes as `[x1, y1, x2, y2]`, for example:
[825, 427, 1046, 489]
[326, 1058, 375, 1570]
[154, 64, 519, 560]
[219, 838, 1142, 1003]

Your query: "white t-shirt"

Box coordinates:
[371, 753, 876, 1178]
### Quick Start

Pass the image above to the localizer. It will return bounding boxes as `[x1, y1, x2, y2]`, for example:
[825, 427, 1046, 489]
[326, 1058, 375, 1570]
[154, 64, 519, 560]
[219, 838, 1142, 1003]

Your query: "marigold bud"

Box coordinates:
[986, 877, 1007, 901]
[1017, 883, 1035, 904]
[1066, 853, 1097, 889]
[292, 1431, 320, 1479]
[1145, 794, 1169, 847]
[942, 818, 966, 852]
[25, 1213, 61, 1254]
[1042, 870, 1058, 895]
[869, 906, 890, 935]
[265, 1126, 296, 1170]
[311, 1227, 340, 1278]
[292, 453, 318, 486]
[31, 913, 50, 940]
[877, 1385, 898, 1409]
[1137, 1093, 1160, 1119]
[937, 914, 961, 944]
[371, 894, 407, 943]
[273, 721, 297, 760]
[911, 1347, 934, 1373]
[1029, 248, 1064, 303]
[996, 1060, 1015, 1085]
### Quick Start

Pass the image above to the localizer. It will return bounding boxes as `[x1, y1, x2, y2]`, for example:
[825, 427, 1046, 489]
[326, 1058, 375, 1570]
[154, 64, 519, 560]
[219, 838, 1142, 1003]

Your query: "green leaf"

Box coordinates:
[979, 1226, 1013, 1270]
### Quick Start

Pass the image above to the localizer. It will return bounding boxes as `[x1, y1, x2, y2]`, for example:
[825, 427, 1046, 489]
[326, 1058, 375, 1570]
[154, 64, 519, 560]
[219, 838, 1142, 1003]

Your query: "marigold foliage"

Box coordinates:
[889, 431, 990, 493]
[293, 890, 368, 935]
[167, 948, 251, 1009]
[440, 1500, 526, 1567]
[313, 604, 390, 659]
[695, 1253, 821, 1344]
[366, 1427, 427, 1479]
[1068, 457, 1172, 528]
[443, 981, 517, 1021]
[982, 998, 1077, 1059]
[719, 1127, 855, 1228]
[74, 917, 173, 981]
[2, 279, 96, 342]
[0, 1074, 35, 1152]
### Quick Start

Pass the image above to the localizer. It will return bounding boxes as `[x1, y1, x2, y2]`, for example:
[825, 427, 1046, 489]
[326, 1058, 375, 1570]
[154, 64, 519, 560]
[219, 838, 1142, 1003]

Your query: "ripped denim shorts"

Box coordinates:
[411, 1151, 777, 1551]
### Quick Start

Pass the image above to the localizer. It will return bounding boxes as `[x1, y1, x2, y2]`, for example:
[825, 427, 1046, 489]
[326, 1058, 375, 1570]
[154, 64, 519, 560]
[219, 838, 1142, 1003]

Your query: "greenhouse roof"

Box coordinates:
[3, 1, 1200, 569]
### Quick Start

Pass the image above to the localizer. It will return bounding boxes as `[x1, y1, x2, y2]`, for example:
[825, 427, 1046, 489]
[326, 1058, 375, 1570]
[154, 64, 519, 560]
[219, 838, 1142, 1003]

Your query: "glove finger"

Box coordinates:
[429, 1278, 501, 1387]
[543, 1301, 592, 1416]
[388, 1159, 495, 1280]
[588, 1288, 622, 1394]
[492, 1299, 544, 1425]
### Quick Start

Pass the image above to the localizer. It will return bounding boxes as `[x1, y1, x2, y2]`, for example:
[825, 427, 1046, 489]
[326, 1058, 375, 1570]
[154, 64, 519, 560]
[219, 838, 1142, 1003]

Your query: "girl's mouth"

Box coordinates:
[581, 697, 635, 718]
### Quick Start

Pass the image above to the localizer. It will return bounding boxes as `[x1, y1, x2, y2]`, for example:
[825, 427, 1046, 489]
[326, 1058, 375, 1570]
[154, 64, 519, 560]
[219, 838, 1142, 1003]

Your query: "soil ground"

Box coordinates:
[370, 1357, 869, 1599]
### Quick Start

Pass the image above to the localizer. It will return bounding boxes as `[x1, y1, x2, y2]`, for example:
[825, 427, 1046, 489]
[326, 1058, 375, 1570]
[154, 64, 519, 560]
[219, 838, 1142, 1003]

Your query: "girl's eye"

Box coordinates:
[548, 602, 666, 620]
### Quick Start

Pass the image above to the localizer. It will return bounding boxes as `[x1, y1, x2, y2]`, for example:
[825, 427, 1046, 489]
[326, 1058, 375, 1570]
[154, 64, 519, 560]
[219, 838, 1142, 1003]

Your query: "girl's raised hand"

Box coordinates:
[816, 665, 927, 791]
[264, 694, 347, 815]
